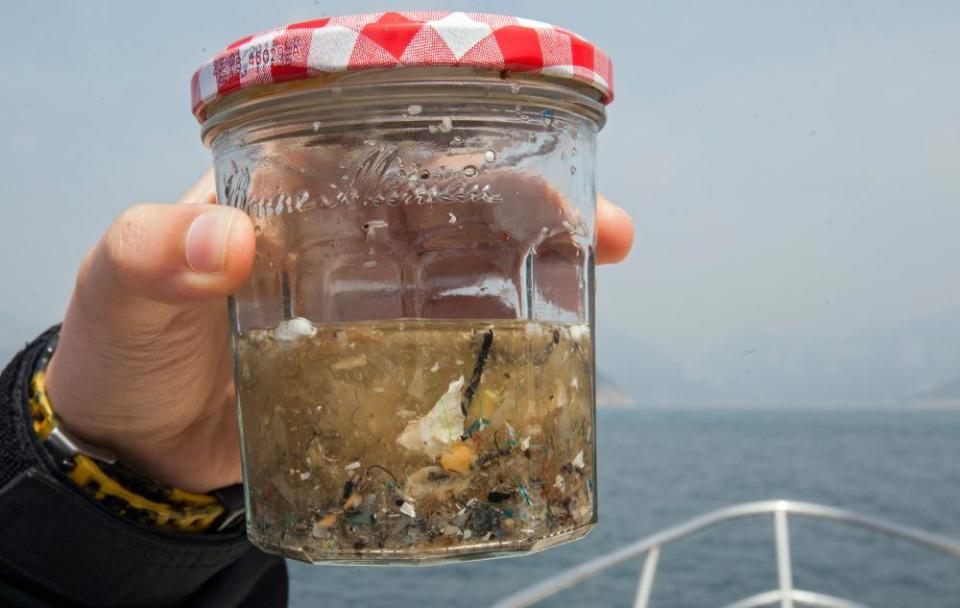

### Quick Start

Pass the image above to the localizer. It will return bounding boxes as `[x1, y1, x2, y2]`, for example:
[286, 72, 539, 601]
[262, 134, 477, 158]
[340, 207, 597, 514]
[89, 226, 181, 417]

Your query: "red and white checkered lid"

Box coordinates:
[191, 11, 613, 123]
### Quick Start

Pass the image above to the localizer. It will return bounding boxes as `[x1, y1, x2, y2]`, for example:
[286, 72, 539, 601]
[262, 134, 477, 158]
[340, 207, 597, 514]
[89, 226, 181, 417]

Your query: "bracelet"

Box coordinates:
[28, 341, 228, 533]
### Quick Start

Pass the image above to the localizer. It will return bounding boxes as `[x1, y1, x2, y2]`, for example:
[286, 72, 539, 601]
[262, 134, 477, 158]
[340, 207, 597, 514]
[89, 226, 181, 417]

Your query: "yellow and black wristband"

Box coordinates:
[28, 339, 235, 533]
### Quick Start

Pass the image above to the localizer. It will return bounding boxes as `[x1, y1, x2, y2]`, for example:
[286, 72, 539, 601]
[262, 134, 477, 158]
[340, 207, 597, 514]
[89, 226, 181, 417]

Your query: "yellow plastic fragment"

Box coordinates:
[440, 442, 476, 475]
[317, 513, 338, 528]
[344, 492, 363, 510]
[476, 389, 502, 418]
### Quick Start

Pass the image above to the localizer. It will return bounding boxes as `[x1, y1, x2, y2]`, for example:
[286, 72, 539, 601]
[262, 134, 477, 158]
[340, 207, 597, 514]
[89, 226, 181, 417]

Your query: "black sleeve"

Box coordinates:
[0, 327, 288, 608]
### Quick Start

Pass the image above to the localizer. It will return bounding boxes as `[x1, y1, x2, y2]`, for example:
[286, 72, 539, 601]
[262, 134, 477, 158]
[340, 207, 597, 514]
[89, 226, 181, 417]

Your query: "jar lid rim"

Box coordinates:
[190, 11, 614, 123]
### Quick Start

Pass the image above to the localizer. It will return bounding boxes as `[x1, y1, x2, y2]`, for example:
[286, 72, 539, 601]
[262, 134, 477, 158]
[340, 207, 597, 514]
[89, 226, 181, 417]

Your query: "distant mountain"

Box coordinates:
[903, 375, 960, 409]
[596, 373, 635, 409]
[597, 308, 960, 409]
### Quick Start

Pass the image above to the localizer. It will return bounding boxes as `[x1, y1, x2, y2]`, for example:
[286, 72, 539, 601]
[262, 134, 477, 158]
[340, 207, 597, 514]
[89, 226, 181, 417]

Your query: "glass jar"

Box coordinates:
[193, 13, 613, 564]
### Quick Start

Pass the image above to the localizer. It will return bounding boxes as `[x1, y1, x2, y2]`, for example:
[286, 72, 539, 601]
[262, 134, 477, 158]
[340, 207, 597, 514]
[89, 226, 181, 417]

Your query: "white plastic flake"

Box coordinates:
[569, 324, 589, 342]
[274, 317, 317, 343]
[399, 502, 417, 518]
[572, 450, 585, 470]
[397, 376, 465, 458]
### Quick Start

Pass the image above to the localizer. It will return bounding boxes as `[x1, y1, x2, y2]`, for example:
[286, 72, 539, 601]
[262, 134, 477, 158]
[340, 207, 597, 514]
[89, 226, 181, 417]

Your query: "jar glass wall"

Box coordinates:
[206, 69, 604, 563]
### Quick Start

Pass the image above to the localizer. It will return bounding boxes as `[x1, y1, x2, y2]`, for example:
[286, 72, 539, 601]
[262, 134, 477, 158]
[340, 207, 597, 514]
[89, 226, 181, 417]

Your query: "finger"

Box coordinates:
[178, 167, 216, 205]
[80, 203, 254, 311]
[596, 195, 634, 264]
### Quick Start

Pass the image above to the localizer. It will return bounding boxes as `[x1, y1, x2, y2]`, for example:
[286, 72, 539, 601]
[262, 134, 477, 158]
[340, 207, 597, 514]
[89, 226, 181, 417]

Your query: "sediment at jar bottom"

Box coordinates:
[236, 318, 596, 563]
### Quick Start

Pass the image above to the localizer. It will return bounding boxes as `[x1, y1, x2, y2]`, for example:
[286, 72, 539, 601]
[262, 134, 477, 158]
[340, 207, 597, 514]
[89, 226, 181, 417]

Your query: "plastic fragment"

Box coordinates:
[332, 355, 367, 371]
[440, 442, 476, 474]
[572, 450, 585, 470]
[517, 482, 533, 507]
[344, 493, 363, 510]
[397, 376, 466, 458]
[399, 502, 416, 518]
[274, 317, 317, 344]
[315, 513, 337, 528]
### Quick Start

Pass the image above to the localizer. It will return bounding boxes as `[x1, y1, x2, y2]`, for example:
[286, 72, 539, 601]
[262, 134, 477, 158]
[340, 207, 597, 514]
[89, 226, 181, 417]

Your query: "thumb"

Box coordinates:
[79, 203, 254, 312]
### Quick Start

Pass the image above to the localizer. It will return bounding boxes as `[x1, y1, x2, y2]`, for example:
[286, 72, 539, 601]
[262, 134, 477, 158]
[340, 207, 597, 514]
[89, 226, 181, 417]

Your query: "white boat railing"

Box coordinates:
[491, 499, 960, 608]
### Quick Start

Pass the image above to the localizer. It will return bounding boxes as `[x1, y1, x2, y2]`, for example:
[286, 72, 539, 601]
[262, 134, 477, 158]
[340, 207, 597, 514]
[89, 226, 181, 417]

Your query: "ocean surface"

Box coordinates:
[287, 410, 960, 607]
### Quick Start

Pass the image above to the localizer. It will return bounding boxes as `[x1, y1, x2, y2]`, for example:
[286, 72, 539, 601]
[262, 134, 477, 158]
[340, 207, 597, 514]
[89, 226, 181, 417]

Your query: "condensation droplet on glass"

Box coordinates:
[571, 146, 577, 157]
[570, 165, 577, 174]
[438, 117, 453, 133]
[483, 150, 497, 163]
[462, 165, 478, 178]
[407, 104, 423, 115]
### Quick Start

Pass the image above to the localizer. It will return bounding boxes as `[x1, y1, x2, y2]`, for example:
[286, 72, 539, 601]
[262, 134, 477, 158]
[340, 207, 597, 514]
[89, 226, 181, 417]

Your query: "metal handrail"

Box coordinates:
[491, 499, 960, 608]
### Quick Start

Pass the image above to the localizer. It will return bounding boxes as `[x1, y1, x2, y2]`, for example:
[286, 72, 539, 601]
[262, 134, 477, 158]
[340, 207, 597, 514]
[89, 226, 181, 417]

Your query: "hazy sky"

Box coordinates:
[2, 2, 958, 385]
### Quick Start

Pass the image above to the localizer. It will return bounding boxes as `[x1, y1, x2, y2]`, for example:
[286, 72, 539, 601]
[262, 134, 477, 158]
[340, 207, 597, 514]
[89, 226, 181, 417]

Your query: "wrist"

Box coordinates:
[31, 338, 236, 531]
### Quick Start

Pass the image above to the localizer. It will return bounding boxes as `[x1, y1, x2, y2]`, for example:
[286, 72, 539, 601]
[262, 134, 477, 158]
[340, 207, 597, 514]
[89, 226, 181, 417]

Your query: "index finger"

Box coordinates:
[596, 195, 633, 264]
[179, 168, 216, 205]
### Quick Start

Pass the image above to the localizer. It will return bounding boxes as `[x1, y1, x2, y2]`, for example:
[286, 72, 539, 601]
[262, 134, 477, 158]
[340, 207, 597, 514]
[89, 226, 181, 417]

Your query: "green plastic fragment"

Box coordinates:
[463, 417, 491, 438]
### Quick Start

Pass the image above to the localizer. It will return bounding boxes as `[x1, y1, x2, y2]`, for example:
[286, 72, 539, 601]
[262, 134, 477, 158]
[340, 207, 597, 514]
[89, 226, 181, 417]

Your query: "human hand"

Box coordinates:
[44, 171, 633, 493]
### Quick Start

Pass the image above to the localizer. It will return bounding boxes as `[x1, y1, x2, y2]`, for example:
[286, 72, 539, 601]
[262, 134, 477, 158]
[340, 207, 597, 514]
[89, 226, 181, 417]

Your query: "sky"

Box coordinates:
[1, 1, 958, 406]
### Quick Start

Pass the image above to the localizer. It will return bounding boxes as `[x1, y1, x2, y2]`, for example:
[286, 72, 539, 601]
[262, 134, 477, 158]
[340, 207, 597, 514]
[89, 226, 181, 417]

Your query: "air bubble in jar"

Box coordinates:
[462, 165, 478, 178]
[483, 150, 497, 163]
